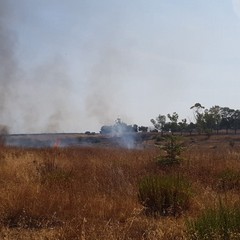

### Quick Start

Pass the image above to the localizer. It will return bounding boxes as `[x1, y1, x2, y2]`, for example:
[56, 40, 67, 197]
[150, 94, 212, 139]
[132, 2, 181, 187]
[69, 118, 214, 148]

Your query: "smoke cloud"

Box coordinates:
[0, 1, 75, 133]
[1, 1, 238, 134]
[86, 46, 128, 126]
[0, 1, 128, 134]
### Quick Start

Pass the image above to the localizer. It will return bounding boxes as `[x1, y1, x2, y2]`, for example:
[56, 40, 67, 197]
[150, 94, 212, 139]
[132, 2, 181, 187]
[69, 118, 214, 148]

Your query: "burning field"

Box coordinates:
[0, 134, 240, 239]
[4, 132, 149, 149]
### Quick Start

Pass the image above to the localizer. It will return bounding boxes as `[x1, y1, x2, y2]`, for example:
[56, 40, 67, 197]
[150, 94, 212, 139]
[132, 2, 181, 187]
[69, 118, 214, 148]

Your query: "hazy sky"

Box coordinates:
[1, 0, 240, 133]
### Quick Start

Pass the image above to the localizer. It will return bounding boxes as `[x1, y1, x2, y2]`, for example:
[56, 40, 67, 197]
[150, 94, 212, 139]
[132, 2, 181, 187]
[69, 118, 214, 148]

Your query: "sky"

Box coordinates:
[1, 0, 240, 133]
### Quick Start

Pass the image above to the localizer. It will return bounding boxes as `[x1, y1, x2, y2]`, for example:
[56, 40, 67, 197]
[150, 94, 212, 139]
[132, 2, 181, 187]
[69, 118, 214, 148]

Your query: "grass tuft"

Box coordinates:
[138, 174, 192, 217]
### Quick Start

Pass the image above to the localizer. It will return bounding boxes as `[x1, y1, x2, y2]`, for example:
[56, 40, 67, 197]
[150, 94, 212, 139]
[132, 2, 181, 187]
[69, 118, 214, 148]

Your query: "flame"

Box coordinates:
[53, 138, 61, 148]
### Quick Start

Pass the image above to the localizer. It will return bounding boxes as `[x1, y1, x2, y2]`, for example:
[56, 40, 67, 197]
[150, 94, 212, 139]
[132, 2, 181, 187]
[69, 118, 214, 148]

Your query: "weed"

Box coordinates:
[216, 169, 240, 191]
[187, 201, 240, 239]
[35, 157, 73, 187]
[138, 175, 192, 217]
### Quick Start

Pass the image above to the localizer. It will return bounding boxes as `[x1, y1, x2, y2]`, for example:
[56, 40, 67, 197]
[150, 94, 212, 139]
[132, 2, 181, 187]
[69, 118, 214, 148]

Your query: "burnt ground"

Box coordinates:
[4, 132, 240, 149]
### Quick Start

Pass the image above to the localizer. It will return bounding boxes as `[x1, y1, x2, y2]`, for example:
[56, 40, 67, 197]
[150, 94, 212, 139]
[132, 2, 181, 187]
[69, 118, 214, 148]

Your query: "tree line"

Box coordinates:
[151, 103, 240, 135]
[100, 103, 240, 135]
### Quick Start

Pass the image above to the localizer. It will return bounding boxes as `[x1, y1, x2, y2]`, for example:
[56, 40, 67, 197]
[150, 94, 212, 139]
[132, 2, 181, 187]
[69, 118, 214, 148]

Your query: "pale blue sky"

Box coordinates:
[1, 0, 240, 133]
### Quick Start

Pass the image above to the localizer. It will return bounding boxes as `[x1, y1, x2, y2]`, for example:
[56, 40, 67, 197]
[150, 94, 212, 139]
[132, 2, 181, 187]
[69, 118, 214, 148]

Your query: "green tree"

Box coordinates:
[190, 103, 205, 134]
[150, 114, 166, 134]
[178, 118, 187, 135]
[220, 107, 235, 134]
[157, 135, 185, 166]
[232, 110, 240, 134]
[167, 112, 179, 133]
[208, 105, 221, 134]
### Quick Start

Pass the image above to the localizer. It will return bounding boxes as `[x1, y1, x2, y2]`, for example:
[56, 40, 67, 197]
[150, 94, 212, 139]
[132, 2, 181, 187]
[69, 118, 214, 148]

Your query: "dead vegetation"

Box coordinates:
[0, 135, 239, 239]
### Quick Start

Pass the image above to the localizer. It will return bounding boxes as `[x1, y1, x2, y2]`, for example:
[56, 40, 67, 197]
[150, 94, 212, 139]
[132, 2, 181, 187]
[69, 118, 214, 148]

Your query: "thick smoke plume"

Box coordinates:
[100, 119, 139, 149]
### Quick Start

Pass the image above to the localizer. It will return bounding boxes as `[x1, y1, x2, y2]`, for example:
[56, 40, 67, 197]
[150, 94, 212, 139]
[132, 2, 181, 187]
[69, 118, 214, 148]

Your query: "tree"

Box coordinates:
[167, 112, 179, 133]
[100, 118, 135, 135]
[203, 109, 215, 133]
[132, 124, 138, 132]
[100, 125, 113, 134]
[150, 114, 166, 134]
[208, 105, 221, 134]
[220, 107, 235, 134]
[232, 110, 240, 134]
[186, 122, 195, 135]
[190, 103, 205, 134]
[139, 126, 148, 132]
[178, 118, 187, 135]
[113, 118, 134, 134]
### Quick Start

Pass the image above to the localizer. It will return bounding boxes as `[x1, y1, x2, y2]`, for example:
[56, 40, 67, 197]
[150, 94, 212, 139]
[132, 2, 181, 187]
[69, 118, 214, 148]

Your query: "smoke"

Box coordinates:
[0, 1, 18, 120]
[100, 119, 140, 149]
[0, 0, 130, 134]
[85, 44, 129, 126]
[0, 1, 75, 134]
[113, 132, 137, 150]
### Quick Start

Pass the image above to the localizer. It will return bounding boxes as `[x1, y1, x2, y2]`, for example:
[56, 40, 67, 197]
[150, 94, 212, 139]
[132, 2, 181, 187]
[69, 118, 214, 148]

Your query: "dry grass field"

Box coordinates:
[0, 134, 240, 239]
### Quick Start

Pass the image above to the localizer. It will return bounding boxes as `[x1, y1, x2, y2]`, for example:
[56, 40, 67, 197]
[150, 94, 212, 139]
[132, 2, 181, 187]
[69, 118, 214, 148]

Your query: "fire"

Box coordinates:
[53, 138, 61, 148]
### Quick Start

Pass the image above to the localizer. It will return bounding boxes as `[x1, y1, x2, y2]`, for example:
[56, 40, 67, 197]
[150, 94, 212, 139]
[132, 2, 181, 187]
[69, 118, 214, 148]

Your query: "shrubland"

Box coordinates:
[0, 135, 240, 239]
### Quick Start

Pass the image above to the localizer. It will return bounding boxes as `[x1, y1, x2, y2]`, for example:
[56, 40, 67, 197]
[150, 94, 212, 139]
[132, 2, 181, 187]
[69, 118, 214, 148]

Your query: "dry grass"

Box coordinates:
[0, 135, 239, 239]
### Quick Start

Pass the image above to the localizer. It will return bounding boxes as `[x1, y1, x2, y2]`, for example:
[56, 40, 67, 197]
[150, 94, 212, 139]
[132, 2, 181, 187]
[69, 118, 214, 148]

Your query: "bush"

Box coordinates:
[187, 201, 240, 239]
[138, 175, 191, 216]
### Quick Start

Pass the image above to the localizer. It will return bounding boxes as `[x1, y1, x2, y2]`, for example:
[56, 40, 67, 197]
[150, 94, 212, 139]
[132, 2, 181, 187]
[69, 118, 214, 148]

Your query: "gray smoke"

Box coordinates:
[85, 44, 129, 127]
[0, 1, 18, 120]
[0, 1, 74, 133]
[0, 1, 128, 134]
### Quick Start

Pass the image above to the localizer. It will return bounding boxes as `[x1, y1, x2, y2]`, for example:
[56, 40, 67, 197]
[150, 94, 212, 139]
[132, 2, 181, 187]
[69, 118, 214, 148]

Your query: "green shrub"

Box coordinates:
[187, 202, 240, 239]
[156, 135, 185, 166]
[216, 169, 240, 191]
[138, 175, 191, 216]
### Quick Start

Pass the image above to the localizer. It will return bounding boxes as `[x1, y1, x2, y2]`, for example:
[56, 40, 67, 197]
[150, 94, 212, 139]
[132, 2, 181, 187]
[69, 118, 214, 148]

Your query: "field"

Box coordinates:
[0, 134, 240, 239]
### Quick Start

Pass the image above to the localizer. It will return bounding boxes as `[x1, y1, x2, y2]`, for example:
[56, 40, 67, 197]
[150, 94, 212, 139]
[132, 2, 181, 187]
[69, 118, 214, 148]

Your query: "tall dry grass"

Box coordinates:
[0, 135, 239, 239]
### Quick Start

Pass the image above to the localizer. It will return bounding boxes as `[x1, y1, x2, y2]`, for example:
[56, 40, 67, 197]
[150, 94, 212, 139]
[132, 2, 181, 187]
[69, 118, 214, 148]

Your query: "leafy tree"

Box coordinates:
[186, 122, 195, 135]
[208, 105, 221, 133]
[203, 109, 215, 133]
[113, 118, 135, 134]
[132, 124, 138, 132]
[139, 126, 148, 132]
[100, 125, 113, 134]
[190, 103, 205, 134]
[178, 118, 187, 135]
[100, 118, 136, 135]
[167, 112, 179, 133]
[232, 110, 240, 134]
[220, 107, 234, 134]
[150, 114, 166, 134]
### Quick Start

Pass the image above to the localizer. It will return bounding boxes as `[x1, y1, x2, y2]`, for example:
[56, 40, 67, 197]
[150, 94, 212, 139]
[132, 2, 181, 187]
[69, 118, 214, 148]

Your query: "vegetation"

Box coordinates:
[216, 169, 240, 191]
[156, 135, 185, 166]
[150, 103, 240, 135]
[100, 118, 138, 135]
[138, 175, 191, 216]
[187, 201, 240, 239]
[98, 103, 240, 136]
[0, 134, 240, 239]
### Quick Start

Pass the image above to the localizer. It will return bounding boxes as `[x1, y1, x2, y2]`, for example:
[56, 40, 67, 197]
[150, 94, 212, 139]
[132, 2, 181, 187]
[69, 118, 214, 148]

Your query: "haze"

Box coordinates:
[1, 0, 240, 133]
